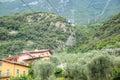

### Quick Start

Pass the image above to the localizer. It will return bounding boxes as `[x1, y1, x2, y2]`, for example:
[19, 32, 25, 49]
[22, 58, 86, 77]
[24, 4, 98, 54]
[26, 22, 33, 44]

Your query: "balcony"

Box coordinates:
[0, 74, 11, 79]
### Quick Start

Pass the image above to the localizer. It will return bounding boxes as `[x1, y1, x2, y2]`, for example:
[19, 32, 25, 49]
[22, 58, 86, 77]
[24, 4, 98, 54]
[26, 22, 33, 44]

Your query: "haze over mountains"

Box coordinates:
[0, 0, 120, 24]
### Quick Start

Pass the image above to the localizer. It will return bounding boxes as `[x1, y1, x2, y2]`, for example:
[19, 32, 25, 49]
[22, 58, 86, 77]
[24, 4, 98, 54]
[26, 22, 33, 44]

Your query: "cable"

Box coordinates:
[46, 0, 59, 14]
[99, 0, 111, 16]
[94, 0, 111, 21]
[87, 0, 95, 8]
[20, 0, 34, 12]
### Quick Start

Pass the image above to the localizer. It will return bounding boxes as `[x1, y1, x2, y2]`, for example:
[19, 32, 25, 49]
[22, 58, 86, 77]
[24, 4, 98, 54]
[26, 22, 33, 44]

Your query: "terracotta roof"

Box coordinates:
[6, 53, 33, 60]
[7, 49, 52, 60]
[21, 49, 52, 54]
[23, 57, 41, 61]
[23, 56, 49, 61]
[0, 59, 29, 67]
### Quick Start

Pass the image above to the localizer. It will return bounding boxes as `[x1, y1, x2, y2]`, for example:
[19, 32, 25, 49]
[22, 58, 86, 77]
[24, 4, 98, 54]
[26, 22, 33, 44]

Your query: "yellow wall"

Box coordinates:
[41, 56, 49, 60]
[0, 60, 28, 79]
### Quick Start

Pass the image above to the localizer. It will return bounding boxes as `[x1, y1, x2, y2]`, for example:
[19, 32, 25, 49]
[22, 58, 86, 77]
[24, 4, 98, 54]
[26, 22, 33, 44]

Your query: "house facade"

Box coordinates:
[0, 59, 29, 80]
[7, 49, 52, 63]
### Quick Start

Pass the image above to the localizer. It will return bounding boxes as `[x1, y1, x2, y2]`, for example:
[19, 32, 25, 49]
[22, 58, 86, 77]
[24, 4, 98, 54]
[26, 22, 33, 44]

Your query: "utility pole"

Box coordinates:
[70, 9, 75, 26]
[88, 19, 90, 24]
[71, 9, 75, 20]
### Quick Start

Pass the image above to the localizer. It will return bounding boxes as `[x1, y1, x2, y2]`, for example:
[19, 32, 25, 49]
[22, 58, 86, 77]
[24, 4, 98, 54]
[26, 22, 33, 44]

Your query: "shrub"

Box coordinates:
[11, 76, 28, 80]
[112, 68, 120, 80]
[112, 57, 120, 80]
[47, 75, 56, 80]
[55, 68, 63, 77]
[50, 56, 60, 66]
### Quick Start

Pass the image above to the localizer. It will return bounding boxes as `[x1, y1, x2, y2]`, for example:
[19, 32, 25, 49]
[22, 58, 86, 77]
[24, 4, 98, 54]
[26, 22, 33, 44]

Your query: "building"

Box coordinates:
[0, 59, 29, 80]
[7, 49, 52, 64]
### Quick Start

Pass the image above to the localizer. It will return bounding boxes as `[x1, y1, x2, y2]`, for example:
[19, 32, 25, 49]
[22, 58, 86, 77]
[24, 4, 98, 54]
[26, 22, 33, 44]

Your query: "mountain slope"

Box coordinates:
[93, 13, 120, 49]
[68, 12, 120, 53]
[0, 11, 120, 57]
[0, 0, 120, 24]
[0, 12, 72, 58]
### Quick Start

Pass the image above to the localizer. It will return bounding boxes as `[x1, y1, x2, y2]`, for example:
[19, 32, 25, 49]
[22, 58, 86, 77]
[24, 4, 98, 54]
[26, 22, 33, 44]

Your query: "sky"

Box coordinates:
[0, 0, 15, 2]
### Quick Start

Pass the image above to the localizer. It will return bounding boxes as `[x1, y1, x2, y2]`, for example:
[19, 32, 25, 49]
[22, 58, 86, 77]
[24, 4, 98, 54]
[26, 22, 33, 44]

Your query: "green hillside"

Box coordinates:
[0, 12, 72, 58]
[93, 13, 120, 49]
[69, 13, 120, 53]
[0, 11, 120, 57]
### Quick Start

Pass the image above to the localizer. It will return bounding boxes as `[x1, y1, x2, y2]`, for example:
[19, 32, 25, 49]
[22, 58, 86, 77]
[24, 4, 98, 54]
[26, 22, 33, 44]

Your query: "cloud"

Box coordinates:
[22, 4, 26, 6]
[22, 1, 39, 7]
[60, 0, 70, 3]
[28, 1, 39, 5]
[15, 8, 19, 10]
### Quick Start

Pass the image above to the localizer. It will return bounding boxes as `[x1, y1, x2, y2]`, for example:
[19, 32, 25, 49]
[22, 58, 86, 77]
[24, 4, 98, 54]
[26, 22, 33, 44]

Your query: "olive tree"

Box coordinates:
[33, 61, 55, 80]
[65, 63, 87, 80]
[86, 54, 113, 80]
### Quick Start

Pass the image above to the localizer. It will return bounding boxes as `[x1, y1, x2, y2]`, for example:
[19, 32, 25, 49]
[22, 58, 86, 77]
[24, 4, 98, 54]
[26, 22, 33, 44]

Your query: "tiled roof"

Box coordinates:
[0, 59, 29, 67]
[23, 56, 49, 61]
[7, 49, 52, 59]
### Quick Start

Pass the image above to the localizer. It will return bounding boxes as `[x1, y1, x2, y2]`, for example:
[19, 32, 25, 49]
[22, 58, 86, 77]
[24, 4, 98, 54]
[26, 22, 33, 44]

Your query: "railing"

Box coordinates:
[0, 73, 11, 79]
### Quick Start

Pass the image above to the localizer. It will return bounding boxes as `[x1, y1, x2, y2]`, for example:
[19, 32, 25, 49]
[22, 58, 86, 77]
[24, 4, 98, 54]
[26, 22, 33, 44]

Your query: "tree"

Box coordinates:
[86, 54, 113, 80]
[65, 63, 87, 80]
[33, 61, 55, 80]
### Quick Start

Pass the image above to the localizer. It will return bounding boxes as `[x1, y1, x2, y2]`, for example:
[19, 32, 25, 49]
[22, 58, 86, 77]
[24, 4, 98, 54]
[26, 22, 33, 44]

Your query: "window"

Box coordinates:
[23, 71, 25, 76]
[0, 62, 2, 66]
[0, 70, 2, 76]
[16, 69, 20, 75]
[6, 69, 10, 76]
[46, 52, 48, 54]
